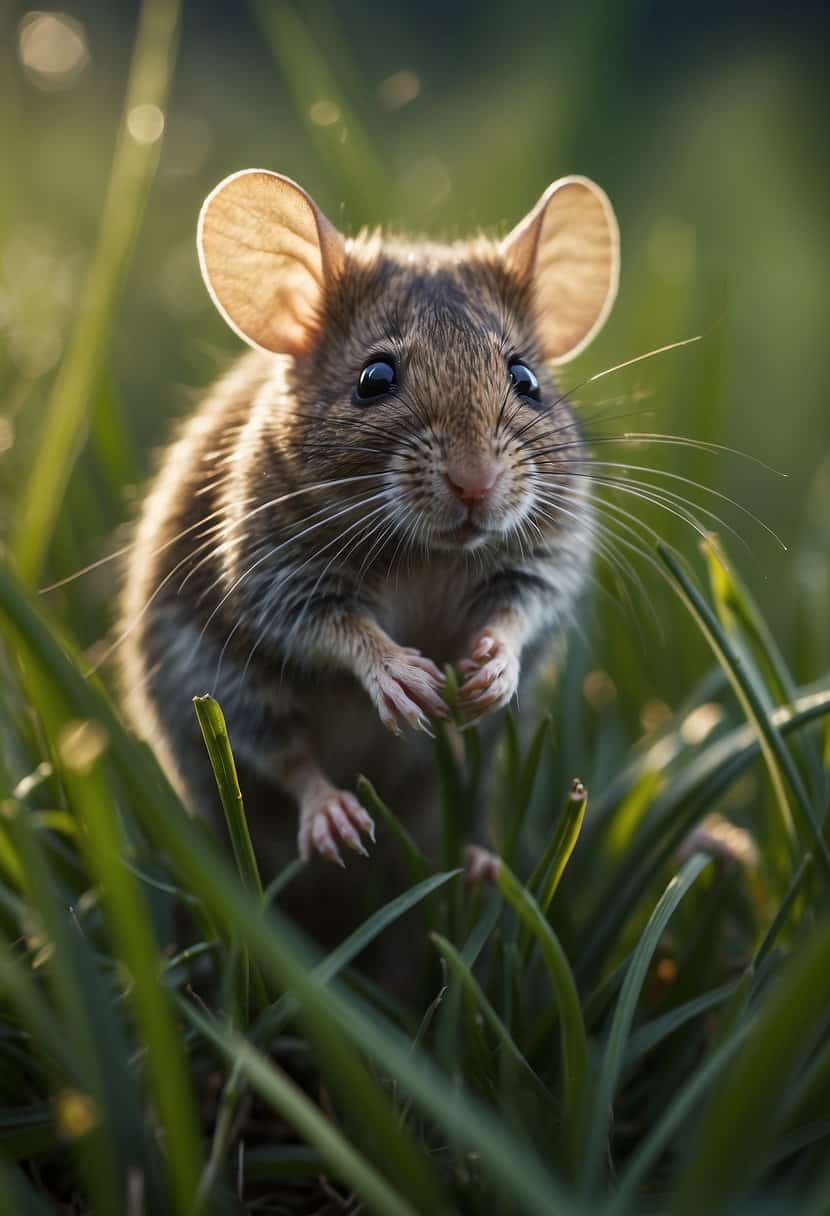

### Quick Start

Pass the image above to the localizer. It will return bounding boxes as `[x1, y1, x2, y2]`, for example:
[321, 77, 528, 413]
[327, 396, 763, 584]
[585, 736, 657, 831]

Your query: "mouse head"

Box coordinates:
[198, 169, 619, 554]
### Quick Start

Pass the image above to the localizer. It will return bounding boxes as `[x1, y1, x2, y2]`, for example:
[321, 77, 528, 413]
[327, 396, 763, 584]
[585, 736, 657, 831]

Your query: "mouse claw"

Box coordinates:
[369, 645, 448, 735]
[456, 632, 520, 723]
[298, 787, 375, 866]
[472, 634, 496, 662]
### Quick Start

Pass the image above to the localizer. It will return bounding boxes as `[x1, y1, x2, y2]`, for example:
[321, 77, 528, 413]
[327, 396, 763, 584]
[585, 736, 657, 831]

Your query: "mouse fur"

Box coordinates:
[118, 171, 619, 944]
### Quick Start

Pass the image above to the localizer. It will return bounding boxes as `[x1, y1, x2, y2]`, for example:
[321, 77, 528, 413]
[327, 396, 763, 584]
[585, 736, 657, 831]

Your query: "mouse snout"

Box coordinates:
[444, 459, 504, 505]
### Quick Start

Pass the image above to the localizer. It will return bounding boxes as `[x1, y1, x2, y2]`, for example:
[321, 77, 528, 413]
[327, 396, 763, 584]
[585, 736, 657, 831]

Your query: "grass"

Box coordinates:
[2, 1, 830, 1212]
[1, 538, 830, 1213]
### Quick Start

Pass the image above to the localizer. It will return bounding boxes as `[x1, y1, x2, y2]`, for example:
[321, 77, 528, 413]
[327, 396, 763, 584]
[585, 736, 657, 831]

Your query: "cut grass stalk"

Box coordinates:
[193, 696, 263, 901]
[531, 777, 588, 914]
[194, 693, 268, 1018]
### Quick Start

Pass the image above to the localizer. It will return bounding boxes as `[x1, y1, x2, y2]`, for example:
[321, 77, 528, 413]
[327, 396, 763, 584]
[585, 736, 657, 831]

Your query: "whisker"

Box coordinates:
[579, 334, 702, 386]
[233, 501, 390, 687]
[196, 487, 390, 631]
[546, 460, 786, 550]
[531, 493, 659, 636]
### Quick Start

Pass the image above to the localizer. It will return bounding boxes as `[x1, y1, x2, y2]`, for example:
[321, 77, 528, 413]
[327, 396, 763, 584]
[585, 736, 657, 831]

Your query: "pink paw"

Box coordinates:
[370, 647, 448, 736]
[298, 787, 375, 867]
[456, 632, 520, 725]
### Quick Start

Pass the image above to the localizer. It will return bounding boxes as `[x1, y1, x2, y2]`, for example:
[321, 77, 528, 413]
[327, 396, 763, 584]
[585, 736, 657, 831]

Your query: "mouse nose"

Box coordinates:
[445, 460, 503, 505]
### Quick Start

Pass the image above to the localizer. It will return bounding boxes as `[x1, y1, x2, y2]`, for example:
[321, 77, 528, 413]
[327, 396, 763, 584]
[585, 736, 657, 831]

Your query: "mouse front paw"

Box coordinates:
[456, 631, 520, 726]
[298, 785, 375, 867]
[367, 646, 448, 736]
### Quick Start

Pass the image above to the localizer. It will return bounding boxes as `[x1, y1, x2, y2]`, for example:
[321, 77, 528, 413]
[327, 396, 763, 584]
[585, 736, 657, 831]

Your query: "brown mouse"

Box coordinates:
[118, 168, 618, 938]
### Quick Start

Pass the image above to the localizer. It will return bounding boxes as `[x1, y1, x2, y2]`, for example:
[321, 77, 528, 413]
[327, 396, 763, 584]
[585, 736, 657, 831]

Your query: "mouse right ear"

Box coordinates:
[501, 176, 620, 363]
[197, 169, 345, 355]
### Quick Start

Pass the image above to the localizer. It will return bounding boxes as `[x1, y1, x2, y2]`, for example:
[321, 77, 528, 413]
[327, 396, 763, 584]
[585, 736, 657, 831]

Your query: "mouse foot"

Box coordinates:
[368, 646, 448, 736]
[456, 631, 520, 726]
[297, 786, 375, 867]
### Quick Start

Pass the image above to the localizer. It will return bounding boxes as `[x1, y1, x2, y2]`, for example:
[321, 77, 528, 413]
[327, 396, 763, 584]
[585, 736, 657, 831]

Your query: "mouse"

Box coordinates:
[118, 168, 619, 941]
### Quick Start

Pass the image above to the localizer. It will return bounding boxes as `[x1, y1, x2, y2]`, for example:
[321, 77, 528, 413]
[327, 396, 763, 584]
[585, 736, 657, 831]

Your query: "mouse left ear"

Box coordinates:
[197, 169, 345, 355]
[501, 176, 620, 363]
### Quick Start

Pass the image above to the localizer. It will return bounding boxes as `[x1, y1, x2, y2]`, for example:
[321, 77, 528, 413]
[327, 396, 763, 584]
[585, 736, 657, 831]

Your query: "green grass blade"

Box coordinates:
[182, 999, 420, 1216]
[262, 857, 306, 907]
[582, 852, 712, 1193]
[579, 688, 830, 979]
[2, 805, 143, 1214]
[753, 852, 812, 971]
[357, 775, 430, 881]
[12, 0, 181, 585]
[194, 693, 268, 1018]
[430, 932, 553, 1103]
[497, 862, 589, 1172]
[0, 1157, 56, 1216]
[504, 714, 551, 863]
[0, 564, 448, 1211]
[62, 768, 205, 1212]
[251, 0, 388, 219]
[623, 978, 740, 1071]
[14, 727, 204, 1211]
[674, 922, 830, 1215]
[658, 543, 830, 884]
[251, 869, 460, 1047]
[607, 1023, 753, 1214]
[0, 929, 77, 1079]
[703, 537, 800, 710]
[532, 778, 589, 914]
[193, 695, 263, 900]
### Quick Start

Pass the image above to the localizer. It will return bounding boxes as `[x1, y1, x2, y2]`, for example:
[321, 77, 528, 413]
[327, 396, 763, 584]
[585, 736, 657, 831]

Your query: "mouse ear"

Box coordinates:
[501, 176, 619, 363]
[197, 169, 345, 355]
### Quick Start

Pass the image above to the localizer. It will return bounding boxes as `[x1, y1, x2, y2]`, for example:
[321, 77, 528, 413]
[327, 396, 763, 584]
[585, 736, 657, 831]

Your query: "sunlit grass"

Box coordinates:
[1, 0, 830, 1211]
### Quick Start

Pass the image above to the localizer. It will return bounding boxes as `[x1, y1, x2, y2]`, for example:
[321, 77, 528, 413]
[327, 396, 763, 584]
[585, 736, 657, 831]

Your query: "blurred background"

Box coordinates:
[1, 0, 828, 743]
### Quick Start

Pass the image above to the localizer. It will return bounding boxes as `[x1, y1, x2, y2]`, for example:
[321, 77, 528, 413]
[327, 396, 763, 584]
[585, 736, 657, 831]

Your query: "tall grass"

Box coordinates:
[2, 1, 830, 1212]
[2, 538, 830, 1212]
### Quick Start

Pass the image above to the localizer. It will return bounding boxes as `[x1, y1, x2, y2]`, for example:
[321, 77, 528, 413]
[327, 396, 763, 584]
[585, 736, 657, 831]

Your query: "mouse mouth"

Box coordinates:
[436, 519, 490, 547]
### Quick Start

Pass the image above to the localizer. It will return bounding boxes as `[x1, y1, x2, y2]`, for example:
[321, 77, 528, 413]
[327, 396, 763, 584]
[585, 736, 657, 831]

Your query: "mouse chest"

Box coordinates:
[372, 561, 478, 663]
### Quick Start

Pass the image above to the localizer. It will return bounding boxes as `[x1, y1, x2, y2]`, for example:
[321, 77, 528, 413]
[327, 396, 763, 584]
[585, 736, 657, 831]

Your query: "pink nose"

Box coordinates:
[445, 461, 502, 505]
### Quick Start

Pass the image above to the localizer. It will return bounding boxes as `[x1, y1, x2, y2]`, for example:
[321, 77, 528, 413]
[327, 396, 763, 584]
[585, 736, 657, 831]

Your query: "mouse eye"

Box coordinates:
[356, 357, 397, 402]
[508, 359, 540, 402]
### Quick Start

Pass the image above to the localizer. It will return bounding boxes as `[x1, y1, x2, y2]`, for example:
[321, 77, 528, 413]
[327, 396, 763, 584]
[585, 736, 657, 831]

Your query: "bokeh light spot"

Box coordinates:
[18, 11, 88, 90]
[56, 1090, 99, 1140]
[127, 103, 165, 145]
[309, 99, 340, 126]
[583, 668, 617, 710]
[378, 70, 420, 110]
[398, 156, 451, 209]
[640, 698, 672, 734]
[681, 701, 723, 744]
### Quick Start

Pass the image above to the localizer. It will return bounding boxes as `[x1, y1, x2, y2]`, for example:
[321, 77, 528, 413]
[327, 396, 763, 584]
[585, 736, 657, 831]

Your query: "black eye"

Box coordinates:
[356, 357, 397, 402]
[508, 360, 540, 402]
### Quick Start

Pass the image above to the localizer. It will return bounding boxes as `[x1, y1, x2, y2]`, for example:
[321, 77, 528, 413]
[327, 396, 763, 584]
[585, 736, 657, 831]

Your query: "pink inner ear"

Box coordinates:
[197, 169, 345, 355]
[500, 176, 620, 362]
